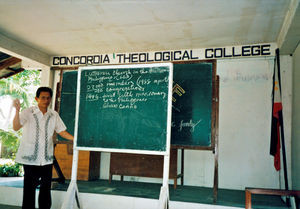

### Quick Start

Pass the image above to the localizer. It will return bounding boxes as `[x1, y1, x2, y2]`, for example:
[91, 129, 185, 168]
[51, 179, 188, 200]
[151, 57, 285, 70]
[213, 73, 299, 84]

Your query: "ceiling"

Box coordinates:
[0, 0, 299, 67]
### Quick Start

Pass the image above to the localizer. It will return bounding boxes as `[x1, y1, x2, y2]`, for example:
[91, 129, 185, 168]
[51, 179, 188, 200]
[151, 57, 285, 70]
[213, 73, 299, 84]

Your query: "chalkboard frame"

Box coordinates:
[54, 60, 218, 151]
[171, 60, 218, 151]
[73, 63, 174, 156]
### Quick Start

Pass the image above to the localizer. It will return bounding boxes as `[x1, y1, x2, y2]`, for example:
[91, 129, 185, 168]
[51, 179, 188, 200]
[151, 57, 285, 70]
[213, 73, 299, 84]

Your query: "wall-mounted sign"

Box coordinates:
[51, 43, 276, 66]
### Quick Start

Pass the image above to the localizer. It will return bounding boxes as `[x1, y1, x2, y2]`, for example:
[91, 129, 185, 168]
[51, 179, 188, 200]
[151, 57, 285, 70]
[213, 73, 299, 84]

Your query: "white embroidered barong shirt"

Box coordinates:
[15, 106, 66, 166]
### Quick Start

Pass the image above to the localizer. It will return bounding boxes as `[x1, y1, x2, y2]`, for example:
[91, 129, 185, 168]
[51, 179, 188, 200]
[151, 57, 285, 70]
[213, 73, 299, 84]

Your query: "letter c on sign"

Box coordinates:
[53, 57, 60, 65]
[205, 49, 214, 58]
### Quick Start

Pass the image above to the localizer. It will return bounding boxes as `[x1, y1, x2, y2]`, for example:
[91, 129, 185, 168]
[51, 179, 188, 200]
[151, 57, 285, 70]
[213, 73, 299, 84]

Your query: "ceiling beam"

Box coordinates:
[0, 67, 24, 79]
[0, 57, 21, 70]
[0, 33, 50, 67]
[277, 0, 300, 54]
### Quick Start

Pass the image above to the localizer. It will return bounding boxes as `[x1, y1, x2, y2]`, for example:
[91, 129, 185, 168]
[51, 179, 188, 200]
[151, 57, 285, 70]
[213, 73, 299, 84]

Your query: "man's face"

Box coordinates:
[35, 91, 52, 108]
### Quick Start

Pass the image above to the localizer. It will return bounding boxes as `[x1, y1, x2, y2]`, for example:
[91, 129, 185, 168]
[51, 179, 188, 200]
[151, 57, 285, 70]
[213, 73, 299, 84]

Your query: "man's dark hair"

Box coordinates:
[36, 87, 53, 98]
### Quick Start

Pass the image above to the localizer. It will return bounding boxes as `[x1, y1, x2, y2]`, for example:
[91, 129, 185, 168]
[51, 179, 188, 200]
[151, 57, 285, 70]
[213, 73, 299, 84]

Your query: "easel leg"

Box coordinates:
[75, 190, 80, 208]
[53, 156, 65, 184]
[181, 148, 184, 185]
[109, 174, 112, 183]
[245, 190, 251, 209]
[174, 178, 177, 189]
[213, 74, 220, 203]
[213, 140, 219, 203]
[157, 155, 170, 209]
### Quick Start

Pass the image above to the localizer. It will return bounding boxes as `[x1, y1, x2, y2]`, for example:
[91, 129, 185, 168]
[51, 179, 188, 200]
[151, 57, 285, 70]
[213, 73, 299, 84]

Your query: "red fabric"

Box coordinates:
[273, 102, 282, 171]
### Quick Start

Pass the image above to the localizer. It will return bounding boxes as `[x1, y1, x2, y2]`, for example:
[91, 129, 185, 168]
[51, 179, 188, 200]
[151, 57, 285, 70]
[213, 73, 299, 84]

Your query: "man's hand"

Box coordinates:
[13, 99, 22, 131]
[13, 99, 21, 112]
[58, 131, 74, 141]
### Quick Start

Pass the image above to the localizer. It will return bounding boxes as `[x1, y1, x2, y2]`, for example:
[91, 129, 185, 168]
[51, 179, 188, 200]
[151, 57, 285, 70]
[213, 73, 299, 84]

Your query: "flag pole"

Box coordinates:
[275, 48, 289, 192]
[275, 49, 291, 207]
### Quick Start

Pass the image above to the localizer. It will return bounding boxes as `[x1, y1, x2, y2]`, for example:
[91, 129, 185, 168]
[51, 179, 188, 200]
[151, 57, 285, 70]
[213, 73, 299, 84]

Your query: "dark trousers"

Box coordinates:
[22, 164, 53, 209]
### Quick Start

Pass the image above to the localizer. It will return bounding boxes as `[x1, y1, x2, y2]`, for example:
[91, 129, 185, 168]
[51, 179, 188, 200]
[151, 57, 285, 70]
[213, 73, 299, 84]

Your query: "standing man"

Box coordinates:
[13, 87, 74, 209]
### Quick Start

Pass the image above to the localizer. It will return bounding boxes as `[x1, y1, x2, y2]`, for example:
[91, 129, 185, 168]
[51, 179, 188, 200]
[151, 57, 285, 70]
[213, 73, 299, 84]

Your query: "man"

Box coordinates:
[13, 87, 74, 209]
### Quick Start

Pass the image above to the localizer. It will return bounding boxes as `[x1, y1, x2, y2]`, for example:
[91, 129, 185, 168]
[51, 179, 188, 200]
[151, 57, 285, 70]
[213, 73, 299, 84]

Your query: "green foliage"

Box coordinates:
[0, 129, 20, 159]
[0, 161, 22, 177]
[0, 69, 40, 108]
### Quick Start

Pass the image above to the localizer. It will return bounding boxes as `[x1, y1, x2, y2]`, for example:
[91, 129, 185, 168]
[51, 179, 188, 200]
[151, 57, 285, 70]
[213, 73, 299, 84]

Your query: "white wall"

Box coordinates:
[40, 66, 53, 88]
[292, 43, 300, 190]
[52, 57, 293, 191]
[217, 58, 275, 189]
[217, 57, 292, 190]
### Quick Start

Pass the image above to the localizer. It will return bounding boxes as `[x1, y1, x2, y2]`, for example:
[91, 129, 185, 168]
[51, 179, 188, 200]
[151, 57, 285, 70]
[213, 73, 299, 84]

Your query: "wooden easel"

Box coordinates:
[171, 60, 220, 203]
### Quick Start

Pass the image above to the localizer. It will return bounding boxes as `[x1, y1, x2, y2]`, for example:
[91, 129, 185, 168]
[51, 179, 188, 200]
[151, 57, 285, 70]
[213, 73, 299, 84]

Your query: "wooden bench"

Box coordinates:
[109, 148, 182, 189]
[245, 188, 300, 209]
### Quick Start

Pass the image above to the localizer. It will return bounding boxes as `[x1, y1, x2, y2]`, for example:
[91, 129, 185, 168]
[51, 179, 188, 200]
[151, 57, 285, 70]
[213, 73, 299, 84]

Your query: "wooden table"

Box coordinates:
[245, 188, 300, 209]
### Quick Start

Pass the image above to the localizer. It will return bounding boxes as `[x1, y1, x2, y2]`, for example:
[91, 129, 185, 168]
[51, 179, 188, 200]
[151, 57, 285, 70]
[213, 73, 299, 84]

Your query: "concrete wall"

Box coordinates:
[217, 57, 292, 190]
[292, 43, 300, 190]
[50, 57, 293, 191]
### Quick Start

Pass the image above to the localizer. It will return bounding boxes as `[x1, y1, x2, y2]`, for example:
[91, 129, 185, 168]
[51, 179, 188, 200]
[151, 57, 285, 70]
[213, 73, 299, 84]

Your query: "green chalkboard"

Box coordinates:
[58, 71, 77, 142]
[75, 65, 171, 151]
[58, 62, 216, 150]
[171, 62, 215, 149]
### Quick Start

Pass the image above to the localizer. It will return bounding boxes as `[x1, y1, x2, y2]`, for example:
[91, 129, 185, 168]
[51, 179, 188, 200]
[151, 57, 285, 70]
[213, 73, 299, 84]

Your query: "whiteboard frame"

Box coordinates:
[71, 63, 173, 181]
